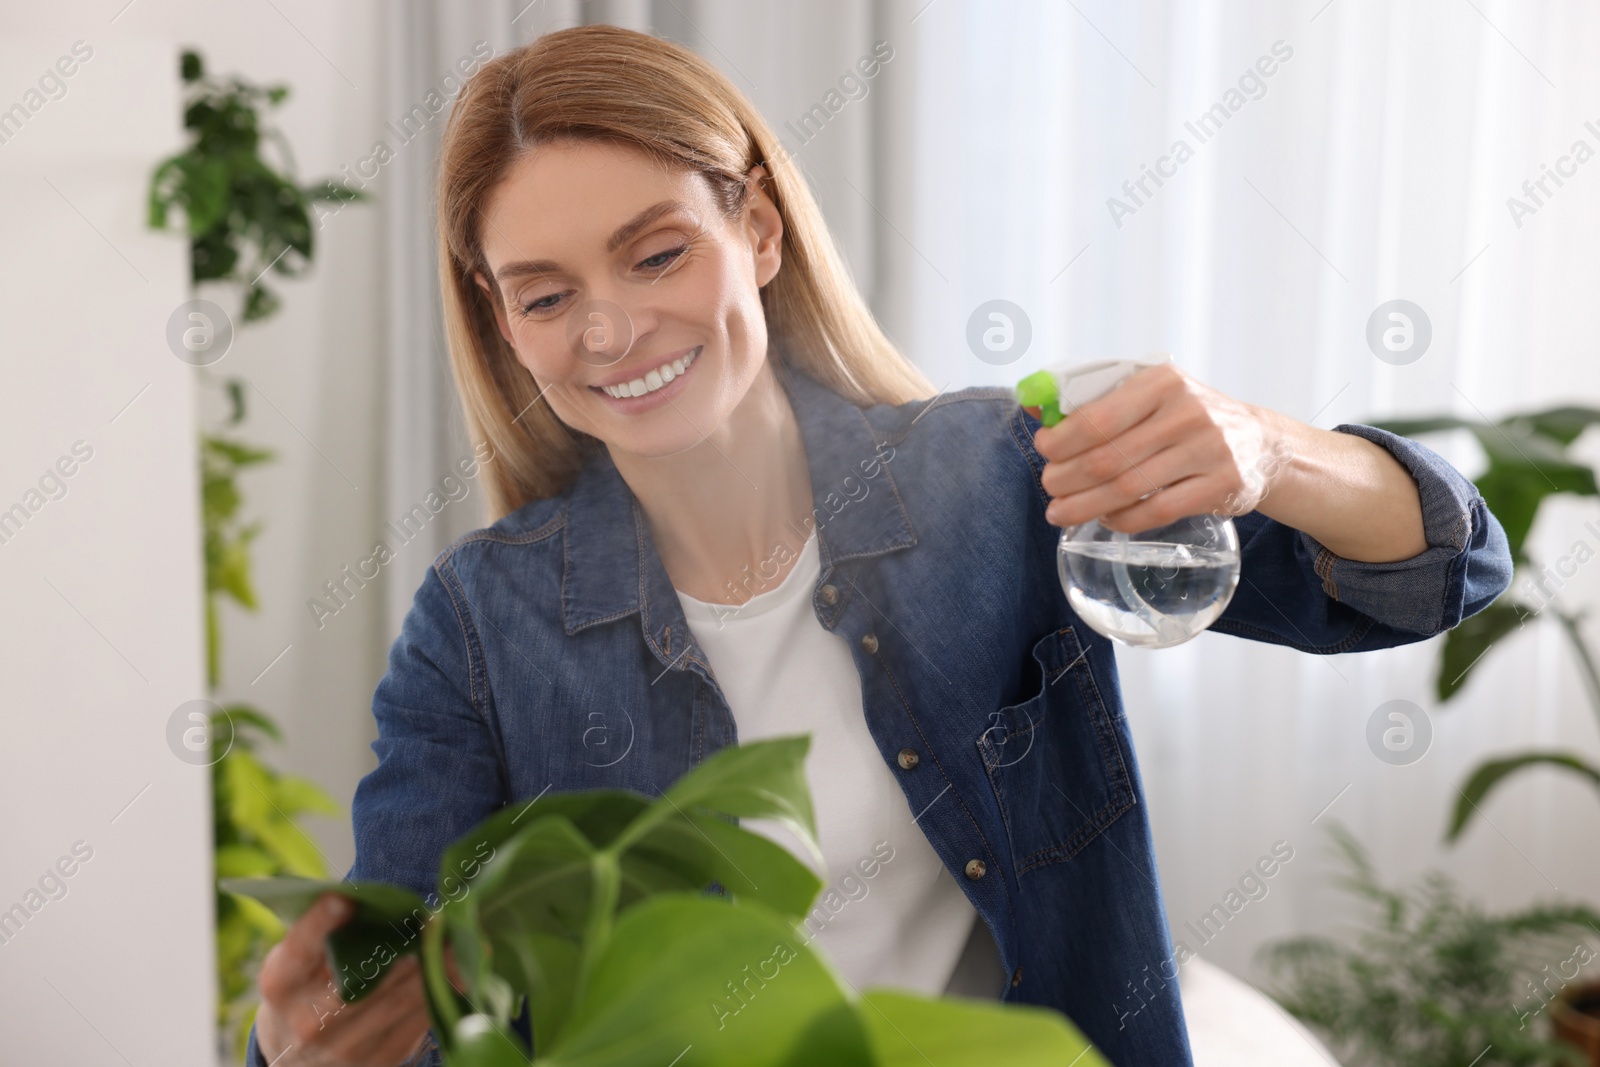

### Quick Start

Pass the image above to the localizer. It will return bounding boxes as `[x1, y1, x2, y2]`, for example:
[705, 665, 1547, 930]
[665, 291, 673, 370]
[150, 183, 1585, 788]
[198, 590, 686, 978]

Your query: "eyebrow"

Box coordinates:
[492, 199, 690, 283]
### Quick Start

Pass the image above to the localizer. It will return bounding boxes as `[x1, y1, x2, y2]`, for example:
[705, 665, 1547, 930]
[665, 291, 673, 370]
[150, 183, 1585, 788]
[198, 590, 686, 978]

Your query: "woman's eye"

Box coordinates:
[519, 292, 565, 316]
[638, 246, 687, 271]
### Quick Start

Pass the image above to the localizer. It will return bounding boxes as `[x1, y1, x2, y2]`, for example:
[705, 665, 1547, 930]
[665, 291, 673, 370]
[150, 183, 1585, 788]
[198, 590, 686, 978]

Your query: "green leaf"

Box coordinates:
[457, 815, 602, 1045]
[225, 379, 247, 423]
[1435, 598, 1530, 701]
[856, 990, 1110, 1066]
[447, 1015, 530, 1066]
[1462, 425, 1592, 561]
[250, 817, 329, 879]
[270, 774, 340, 819]
[1501, 405, 1600, 447]
[626, 735, 820, 867]
[1447, 752, 1600, 841]
[1367, 415, 1483, 438]
[215, 843, 278, 878]
[206, 437, 276, 467]
[244, 282, 280, 321]
[439, 777, 820, 1050]
[538, 895, 873, 1067]
[218, 704, 282, 743]
[627, 810, 821, 920]
[439, 791, 651, 886]
[307, 178, 370, 204]
[213, 534, 259, 610]
[220, 877, 432, 1003]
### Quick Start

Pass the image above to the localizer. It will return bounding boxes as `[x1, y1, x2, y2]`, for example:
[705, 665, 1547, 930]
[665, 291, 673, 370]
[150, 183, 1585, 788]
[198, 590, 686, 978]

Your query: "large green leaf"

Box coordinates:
[1447, 752, 1600, 841]
[856, 990, 1110, 1067]
[1471, 432, 1597, 561]
[1368, 415, 1482, 438]
[1435, 599, 1529, 702]
[220, 877, 430, 1002]
[438, 790, 650, 888]
[1502, 406, 1600, 447]
[449, 814, 613, 1046]
[625, 735, 820, 866]
[627, 809, 822, 919]
[437, 754, 824, 1051]
[536, 895, 873, 1067]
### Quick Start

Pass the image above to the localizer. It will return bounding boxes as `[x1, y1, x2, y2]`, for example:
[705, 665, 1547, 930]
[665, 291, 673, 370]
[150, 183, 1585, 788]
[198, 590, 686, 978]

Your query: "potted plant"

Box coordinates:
[227, 737, 1112, 1066]
[1372, 408, 1600, 1058]
[147, 49, 367, 1060]
[1262, 825, 1600, 1066]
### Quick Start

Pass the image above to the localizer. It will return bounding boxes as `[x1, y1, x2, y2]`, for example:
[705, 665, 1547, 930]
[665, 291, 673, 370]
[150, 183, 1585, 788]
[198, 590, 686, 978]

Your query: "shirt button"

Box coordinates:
[819, 584, 839, 606]
[964, 858, 987, 881]
[860, 633, 879, 654]
[897, 748, 920, 770]
[1011, 967, 1024, 988]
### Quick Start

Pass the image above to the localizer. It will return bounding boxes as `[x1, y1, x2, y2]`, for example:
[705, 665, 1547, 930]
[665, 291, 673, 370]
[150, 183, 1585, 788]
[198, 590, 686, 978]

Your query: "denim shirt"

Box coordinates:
[248, 366, 1510, 1067]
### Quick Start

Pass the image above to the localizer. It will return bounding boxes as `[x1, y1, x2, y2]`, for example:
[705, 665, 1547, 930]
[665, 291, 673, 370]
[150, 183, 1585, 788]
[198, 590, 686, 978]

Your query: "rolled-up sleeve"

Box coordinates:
[1214, 422, 1512, 652]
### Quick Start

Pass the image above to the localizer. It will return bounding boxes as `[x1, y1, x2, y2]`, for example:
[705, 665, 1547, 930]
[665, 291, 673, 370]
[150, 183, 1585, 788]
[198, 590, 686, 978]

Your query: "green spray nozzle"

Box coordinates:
[1015, 370, 1063, 427]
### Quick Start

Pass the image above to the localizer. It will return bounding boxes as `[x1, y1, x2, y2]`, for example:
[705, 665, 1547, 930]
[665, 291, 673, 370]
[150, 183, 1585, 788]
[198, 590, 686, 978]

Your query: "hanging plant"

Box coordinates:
[149, 49, 366, 321]
[147, 47, 368, 1060]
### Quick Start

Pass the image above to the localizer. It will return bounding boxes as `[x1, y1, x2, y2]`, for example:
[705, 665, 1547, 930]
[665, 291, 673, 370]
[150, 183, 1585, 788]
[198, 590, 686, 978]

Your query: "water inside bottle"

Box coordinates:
[1057, 539, 1240, 648]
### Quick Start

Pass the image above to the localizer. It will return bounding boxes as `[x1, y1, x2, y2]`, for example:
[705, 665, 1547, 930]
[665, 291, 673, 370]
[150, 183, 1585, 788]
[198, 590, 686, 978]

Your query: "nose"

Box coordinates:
[567, 287, 659, 369]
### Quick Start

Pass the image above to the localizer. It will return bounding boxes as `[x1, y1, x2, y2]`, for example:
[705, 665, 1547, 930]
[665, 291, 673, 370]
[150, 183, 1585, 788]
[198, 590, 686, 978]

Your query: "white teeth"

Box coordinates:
[600, 347, 699, 400]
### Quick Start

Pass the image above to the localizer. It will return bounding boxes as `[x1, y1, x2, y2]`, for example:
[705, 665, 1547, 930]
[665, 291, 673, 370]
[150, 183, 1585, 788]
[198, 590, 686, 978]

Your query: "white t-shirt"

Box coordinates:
[675, 532, 1005, 997]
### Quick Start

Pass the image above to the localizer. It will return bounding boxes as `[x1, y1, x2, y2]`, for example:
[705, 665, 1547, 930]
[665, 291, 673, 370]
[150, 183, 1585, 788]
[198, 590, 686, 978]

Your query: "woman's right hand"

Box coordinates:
[254, 893, 432, 1066]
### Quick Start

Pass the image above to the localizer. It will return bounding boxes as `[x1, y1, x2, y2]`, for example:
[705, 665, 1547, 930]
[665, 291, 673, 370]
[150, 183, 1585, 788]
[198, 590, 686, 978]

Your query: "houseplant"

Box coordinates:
[226, 736, 1111, 1066]
[1372, 409, 1600, 1060]
[1369, 407, 1600, 837]
[148, 48, 366, 1058]
[1262, 824, 1600, 1066]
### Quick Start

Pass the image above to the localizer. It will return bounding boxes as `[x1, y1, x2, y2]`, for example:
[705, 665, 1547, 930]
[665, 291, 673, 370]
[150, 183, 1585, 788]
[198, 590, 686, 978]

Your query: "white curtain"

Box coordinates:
[377, 0, 1600, 984]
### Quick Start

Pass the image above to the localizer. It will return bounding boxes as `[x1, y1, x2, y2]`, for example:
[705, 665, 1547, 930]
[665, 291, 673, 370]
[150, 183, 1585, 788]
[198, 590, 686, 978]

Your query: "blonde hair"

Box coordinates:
[435, 24, 933, 521]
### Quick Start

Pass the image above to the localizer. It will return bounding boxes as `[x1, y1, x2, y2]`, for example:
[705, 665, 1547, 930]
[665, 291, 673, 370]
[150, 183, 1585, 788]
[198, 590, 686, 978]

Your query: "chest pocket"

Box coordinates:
[976, 626, 1135, 875]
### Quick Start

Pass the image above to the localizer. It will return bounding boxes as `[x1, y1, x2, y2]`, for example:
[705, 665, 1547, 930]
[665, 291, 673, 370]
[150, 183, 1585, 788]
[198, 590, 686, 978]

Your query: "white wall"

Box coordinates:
[0, 30, 212, 1065]
[1, 1, 390, 1060]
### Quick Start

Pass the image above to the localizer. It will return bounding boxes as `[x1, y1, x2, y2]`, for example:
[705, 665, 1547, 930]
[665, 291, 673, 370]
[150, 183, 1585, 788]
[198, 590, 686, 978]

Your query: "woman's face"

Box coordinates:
[475, 139, 783, 459]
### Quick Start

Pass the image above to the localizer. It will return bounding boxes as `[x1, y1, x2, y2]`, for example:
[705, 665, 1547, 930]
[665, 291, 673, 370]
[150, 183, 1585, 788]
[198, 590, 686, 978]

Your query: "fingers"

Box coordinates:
[260, 894, 353, 1001]
[1045, 444, 1206, 528]
[329, 956, 433, 1064]
[1100, 476, 1224, 534]
[1039, 400, 1206, 502]
[1032, 363, 1175, 463]
[271, 953, 433, 1065]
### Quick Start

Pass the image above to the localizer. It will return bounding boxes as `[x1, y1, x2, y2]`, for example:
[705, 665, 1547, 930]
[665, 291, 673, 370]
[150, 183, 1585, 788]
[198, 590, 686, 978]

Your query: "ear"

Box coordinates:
[474, 271, 516, 346]
[744, 165, 784, 289]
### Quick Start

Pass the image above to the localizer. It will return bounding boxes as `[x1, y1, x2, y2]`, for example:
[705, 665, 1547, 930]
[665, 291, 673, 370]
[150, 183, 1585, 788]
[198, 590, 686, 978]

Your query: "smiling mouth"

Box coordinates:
[596, 346, 701, 399]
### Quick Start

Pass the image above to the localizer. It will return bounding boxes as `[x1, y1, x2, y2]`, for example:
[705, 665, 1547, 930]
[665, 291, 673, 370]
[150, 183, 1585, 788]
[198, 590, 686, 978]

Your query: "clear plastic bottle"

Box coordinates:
[1017, 358, 1241, 649]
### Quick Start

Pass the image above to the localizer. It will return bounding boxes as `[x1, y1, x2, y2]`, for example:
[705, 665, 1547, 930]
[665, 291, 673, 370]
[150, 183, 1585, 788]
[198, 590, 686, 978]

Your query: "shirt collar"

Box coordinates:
[560, 364, 917, 637]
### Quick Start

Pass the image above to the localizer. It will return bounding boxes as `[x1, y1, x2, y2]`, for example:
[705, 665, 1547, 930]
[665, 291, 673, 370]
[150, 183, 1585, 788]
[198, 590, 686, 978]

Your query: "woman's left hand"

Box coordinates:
[1032, 363, 1284, 533]
[1029, 361, 1430, 564]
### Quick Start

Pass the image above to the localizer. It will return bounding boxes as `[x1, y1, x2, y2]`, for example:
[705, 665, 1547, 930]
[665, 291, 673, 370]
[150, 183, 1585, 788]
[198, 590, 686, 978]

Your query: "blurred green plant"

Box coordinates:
[1372, 409, 1600, 840]
[147, 47, 364, 1060]
[148, 49, 365, 321]
[211, 704, 338, 1053]
[1263, 825, 1600, 1067]
[226, 737, 1111, 1067]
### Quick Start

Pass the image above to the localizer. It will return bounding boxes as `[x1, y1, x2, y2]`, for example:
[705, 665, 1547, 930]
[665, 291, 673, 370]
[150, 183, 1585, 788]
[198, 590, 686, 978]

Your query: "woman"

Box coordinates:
[250, 24, 1510, 1067]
